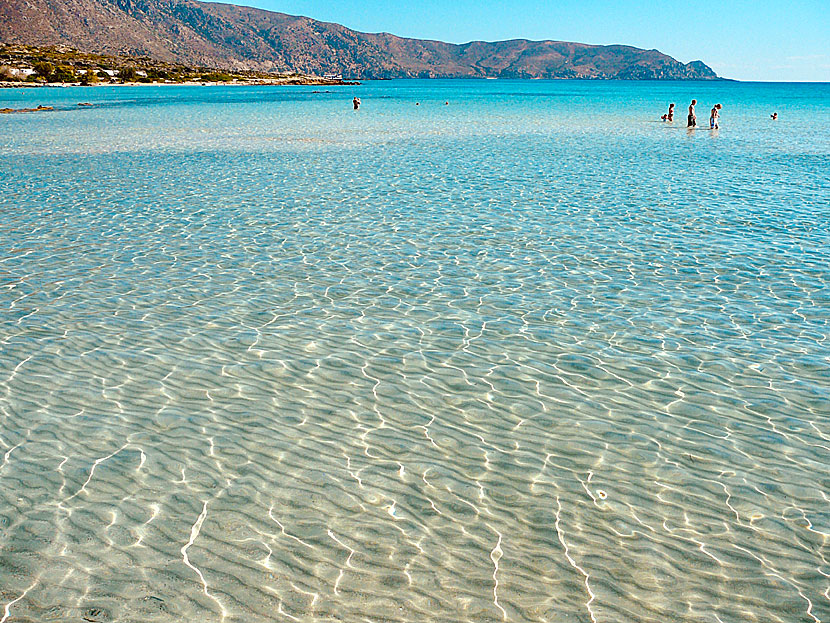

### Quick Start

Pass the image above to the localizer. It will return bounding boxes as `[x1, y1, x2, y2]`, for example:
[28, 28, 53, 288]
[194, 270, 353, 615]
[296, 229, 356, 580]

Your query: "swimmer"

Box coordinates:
[352, 97, 360, 110]
[771, 112, 778, 120]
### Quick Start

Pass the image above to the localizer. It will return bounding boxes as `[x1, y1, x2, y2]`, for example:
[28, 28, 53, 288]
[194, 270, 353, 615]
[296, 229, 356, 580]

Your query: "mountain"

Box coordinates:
[0, 0, 719, 79]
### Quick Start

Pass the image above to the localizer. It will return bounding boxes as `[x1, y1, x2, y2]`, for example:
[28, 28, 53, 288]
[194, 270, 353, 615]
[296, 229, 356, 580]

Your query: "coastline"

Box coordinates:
[0, 77, 358, 89]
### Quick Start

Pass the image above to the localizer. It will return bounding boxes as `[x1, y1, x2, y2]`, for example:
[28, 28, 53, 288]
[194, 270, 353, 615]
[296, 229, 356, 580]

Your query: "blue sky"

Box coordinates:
[237, 0, 829, 81]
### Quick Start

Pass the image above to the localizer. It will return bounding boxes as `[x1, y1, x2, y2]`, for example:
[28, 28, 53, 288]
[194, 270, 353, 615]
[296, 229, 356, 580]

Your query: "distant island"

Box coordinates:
[0, 0, 720, 80]
[0, 44, 355, 88]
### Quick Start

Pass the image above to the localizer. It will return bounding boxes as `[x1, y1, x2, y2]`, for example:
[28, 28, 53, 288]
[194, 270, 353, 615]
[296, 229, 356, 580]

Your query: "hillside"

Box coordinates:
[0, 0, 719, 79]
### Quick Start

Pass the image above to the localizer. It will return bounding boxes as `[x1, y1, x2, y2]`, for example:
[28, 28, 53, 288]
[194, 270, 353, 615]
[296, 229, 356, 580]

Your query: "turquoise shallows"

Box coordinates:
[1, 80, 829, 622]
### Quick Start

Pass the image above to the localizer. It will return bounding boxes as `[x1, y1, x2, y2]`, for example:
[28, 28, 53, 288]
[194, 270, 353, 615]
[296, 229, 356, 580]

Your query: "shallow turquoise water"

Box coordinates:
[1, 80, 829, 622]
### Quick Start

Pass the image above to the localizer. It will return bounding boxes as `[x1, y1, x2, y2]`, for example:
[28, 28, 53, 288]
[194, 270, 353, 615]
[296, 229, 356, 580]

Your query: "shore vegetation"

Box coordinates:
[0, 44, 356, 87]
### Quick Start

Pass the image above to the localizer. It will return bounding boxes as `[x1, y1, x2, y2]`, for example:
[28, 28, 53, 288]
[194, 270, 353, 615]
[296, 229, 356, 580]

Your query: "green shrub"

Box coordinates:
[200, 72, 233, 82]
[146, 69, 170, 81]
[33, 61, 53, 80]
[52, 65, 77, 82]
[79, 68, 99, 85]
[119, 66, 137, 82]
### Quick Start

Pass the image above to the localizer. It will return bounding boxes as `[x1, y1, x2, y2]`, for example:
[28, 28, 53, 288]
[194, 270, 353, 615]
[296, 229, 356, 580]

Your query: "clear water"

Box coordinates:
[1, 80, 828, 623]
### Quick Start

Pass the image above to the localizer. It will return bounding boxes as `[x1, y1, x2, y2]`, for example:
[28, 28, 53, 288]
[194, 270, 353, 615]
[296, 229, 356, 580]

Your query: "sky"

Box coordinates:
[237, 0, 829, 81]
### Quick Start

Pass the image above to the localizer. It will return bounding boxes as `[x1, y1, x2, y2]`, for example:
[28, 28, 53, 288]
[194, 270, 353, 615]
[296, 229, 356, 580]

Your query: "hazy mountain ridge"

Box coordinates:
[0, 0, 719, 79]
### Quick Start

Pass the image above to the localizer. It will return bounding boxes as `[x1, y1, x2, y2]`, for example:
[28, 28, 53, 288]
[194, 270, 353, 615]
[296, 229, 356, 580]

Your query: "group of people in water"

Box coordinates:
[662, 100, 780, 128]
[353, 95, 777, 128]
[661, 99, 722, 129]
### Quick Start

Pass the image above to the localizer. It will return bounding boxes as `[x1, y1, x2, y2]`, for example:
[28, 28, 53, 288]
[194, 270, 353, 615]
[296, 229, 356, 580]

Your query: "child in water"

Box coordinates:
[710, 103, 722, 129]
[661, 103, 675, 121]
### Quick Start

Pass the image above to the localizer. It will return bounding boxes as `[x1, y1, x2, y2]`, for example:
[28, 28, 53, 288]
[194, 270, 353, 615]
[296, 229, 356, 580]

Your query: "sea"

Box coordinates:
[0, 79, 828, 623]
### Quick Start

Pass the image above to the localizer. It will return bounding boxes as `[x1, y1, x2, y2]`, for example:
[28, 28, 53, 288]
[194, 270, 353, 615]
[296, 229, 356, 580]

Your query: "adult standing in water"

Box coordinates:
[687, 99, 697, 127]
[353, 97, 361, 110]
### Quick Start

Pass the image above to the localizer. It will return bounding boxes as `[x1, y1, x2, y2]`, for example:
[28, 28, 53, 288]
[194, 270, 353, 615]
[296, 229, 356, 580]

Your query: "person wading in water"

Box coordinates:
[710, 103, 722, 129]
[687, 99, 697, 127]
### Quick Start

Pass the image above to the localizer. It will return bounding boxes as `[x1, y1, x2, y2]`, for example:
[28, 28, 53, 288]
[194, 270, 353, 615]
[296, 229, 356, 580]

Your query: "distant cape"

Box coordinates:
[0, 0, 719, 79]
